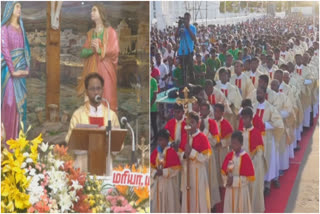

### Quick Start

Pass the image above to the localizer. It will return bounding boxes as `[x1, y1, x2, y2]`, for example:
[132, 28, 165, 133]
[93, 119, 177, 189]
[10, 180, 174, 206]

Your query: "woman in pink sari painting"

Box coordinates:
[77, 3, 119, 112]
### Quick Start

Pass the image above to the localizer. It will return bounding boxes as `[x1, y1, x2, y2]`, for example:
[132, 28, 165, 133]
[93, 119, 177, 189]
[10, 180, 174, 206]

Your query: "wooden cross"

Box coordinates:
[176, 87, 197, 213]
[45, 2, 61, 121]
[137, 137, 148, 167]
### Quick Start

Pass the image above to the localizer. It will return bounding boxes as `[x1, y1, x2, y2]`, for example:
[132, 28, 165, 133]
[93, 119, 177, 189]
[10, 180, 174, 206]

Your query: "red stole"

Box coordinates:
[164, 118, 186, 141]
[207, 118, 220, 141]
[151, 147, 181, 169]
[238, 117, 265, 134]
[235, 79, 241, 89]
[208, 94, 216, 105]
[179, 131, 212, 155]
[255, 109, 265, 120]
[265, 93, 268, 100]
[296, 68, 302, 75]
[245, 127, 264, 156]
[269, 71, 273, 79]
[221, 151, 255, 181]
[217, 118, 233, 140]
[221, 88, 228, 97]
[89, 117, 104, 127]
[250, 76, 255, 85]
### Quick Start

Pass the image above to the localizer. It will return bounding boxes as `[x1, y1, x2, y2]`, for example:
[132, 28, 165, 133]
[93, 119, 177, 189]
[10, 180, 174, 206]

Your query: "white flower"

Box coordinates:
[49, 144, 55, 150]
[68, 190, 78, 202]
[27, 175, 44, 205]
[23, 152, 30, 157]
[26, 158, 33, 163]
[54, 159, 64, 169]
[71, 180, 82, 191]
[29, 168, 36, 176]
[40, 142, 49, 152]
[21, 162, 27, 169]
[58, 191, 73, 212]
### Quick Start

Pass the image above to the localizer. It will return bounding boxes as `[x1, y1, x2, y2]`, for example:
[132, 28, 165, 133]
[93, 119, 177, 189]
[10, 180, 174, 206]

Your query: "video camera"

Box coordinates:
[177, 16, 185, 35]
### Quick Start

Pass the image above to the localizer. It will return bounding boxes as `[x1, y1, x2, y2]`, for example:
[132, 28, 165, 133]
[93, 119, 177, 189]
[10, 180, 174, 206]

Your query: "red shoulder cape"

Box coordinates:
[238, 117, 265, 135]
[219, 119, 233, 139]
[164, 119, 186, 141]
[248, 127, 264, 156]
[179, 132, 212, 155]
[151, 147, 181, 169]
[208, 119, 219, 137]
[221, 151, 255, 181]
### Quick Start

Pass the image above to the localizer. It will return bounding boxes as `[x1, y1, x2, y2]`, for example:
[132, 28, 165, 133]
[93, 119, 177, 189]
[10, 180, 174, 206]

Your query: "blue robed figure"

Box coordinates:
[1, 1, 31, 141]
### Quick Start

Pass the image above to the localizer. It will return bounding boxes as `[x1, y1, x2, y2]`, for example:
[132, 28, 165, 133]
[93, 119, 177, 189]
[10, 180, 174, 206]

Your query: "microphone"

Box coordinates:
[120, 117, 128, 125]
[95, 95, 102, 103]
[121, 117, 136, 164]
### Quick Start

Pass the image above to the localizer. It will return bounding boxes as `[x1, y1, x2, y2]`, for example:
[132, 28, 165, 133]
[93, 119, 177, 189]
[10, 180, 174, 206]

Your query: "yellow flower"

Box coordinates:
[6, 137, 28, 151]
[134, 186, 149, 206]
[13, 190, 30, 210]
[31, 134, 43, 146]
[92, 208, 97, 213]
[89, 199, 95, 206]
[1, 201, 14, 213]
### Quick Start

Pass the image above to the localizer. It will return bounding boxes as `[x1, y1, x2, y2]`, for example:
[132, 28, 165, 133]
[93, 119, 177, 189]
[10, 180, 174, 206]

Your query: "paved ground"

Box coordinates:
[286, 122, 319, 213]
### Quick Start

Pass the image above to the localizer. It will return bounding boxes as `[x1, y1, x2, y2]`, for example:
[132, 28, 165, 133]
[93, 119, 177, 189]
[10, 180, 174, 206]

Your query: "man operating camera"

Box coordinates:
[175, 12, 197, 85]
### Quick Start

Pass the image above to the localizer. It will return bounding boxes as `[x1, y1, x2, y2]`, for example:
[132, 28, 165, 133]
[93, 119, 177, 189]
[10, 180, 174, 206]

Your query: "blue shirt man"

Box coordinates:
[176, 12, 197, 56]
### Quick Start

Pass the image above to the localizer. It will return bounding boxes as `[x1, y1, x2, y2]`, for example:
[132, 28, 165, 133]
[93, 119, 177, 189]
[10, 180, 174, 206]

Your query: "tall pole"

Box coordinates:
[176, 87, 197, 213]
[46, 2, 61, 121]
[206, 1, 208, 27]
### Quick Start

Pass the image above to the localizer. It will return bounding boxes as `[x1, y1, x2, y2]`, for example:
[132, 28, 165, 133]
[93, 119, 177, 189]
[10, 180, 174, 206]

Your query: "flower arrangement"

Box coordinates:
[1, 130, 150, 213]
[1, 130, 41, 213]
[106, 165, 150, 213]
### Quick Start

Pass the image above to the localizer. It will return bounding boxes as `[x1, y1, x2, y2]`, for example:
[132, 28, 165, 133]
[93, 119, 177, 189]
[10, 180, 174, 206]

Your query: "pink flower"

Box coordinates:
[28, 207, 35, 213]
[108, 188, 113, 194]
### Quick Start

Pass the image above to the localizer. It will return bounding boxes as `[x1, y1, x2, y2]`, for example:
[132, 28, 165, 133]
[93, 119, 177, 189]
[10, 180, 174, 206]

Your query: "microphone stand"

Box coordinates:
[121, 117, 136, 165]
[98, 96, 112, 176]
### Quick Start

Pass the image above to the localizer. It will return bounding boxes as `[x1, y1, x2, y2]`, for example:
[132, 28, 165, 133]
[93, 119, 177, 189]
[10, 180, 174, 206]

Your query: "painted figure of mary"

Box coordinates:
[1, 1, 30, 141]
[77, 3, 119, 112]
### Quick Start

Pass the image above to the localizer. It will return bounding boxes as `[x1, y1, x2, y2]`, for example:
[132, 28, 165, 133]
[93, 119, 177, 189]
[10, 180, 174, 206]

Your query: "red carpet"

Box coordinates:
[214, 116, 318, 213]
[264, 116, 318, 213]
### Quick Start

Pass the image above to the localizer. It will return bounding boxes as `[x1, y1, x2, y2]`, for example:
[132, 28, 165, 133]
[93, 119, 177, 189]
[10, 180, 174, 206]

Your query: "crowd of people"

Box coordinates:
[150, 12, 319, 213]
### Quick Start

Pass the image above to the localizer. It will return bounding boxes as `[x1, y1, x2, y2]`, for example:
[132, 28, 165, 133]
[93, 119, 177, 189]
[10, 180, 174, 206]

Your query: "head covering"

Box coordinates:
[151, 67, 160, 78]
[2, 1, 31, 68]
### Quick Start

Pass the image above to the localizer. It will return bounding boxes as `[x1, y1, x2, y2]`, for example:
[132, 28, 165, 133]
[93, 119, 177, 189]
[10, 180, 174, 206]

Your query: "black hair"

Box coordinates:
[173, 103, 184, 111]
[241, 99, 252, 108]
[214, 103, 224, 112]
[274, 69, 283, 76]
[200, 101, 210, 110]
[184, 12, 191, 17]
[259, 74, 269, 85]
[189, 111, 200, 123]
[157, 129, 170, 141]
[231, 131, 243, 145]
[251, 57, 260, 63]
[234, 60, 243, 66]
[219, 67, 228, 75]
[205, 79, 215, 87]
[84, 72, 104, 89]
[241, 106, 253, 117]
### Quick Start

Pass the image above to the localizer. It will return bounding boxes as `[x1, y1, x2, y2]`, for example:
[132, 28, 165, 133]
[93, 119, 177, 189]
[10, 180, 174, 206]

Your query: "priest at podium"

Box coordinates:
[65, 72, 120, 172]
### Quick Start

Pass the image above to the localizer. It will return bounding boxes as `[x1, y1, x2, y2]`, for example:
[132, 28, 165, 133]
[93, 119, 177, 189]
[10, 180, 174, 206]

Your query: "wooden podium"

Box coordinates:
[68, 127, 127, 175]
